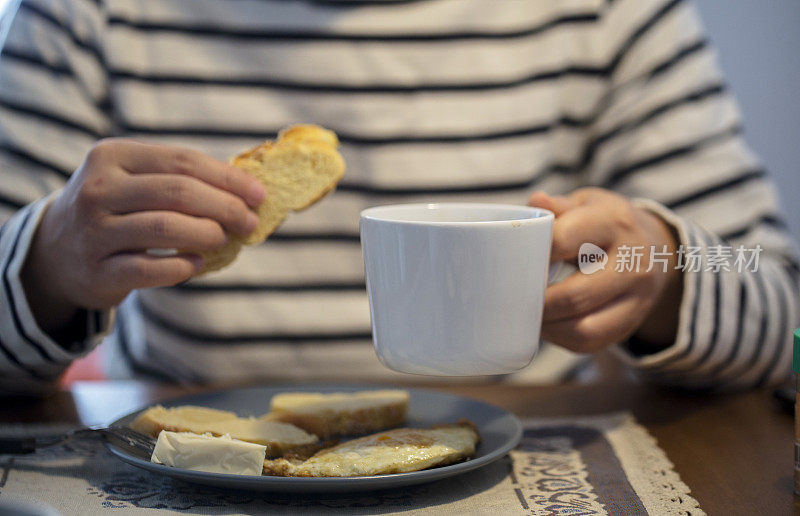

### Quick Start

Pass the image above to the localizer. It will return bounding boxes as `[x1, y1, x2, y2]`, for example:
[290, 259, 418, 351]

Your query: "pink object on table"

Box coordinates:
[59, 347, 106, 386]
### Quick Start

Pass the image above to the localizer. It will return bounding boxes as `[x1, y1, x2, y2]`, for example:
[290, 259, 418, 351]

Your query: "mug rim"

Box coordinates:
[360, 202, 554, 226]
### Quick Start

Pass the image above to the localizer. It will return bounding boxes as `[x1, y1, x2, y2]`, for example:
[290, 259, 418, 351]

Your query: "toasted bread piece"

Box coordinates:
[130, 405, 238, 437]
[264, 390, 410, 438]
[262, 420, 479, 477]
[200, 124, 346, 273]
[130, 405, 320, 458]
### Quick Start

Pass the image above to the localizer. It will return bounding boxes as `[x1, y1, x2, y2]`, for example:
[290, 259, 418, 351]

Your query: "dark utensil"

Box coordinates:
[0, 426, 155, 457]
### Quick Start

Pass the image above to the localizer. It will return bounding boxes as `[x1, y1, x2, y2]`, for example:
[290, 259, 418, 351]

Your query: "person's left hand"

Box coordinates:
[528, 187, 683, 354]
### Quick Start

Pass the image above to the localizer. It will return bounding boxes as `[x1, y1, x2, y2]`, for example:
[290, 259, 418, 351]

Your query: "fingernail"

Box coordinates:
[188, 255, 204, 271]
[246, 212, 259, 232]
[248, 183, 266, 206]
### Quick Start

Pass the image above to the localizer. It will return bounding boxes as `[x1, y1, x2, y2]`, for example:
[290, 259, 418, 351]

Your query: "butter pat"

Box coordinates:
[151, 431, 266, 476]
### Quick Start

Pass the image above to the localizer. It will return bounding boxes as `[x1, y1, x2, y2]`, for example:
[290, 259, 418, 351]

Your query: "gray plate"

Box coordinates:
[106, 384, 522, 493]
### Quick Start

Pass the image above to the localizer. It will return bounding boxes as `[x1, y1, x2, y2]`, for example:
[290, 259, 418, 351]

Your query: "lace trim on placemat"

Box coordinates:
[606, 414, 704, 516]
[524, 413, 704, 516]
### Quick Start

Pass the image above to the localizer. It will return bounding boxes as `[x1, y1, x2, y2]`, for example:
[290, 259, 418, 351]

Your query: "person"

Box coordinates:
[0, 0, 797, 389]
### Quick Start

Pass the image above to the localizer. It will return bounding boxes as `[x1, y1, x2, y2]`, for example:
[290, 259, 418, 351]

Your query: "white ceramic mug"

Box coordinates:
[360, 203, 554, 376]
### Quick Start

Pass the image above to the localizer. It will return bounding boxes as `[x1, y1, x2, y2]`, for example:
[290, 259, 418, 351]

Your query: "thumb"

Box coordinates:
[527, 191, 575, 217]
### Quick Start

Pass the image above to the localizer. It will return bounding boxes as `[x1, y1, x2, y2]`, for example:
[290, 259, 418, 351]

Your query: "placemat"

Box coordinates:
[0, 413, 703, 515]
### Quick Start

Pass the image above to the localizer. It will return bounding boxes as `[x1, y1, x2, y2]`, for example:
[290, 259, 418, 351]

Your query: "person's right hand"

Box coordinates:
[21, 139, 266, 334]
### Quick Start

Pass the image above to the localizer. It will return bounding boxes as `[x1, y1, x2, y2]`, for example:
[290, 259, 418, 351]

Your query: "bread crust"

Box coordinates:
[130, 405, 238, 438]
[198, 124, 345, 273]
[129, 405, 321, 458]
[264, 441, 323, 460]
[268, 403, 408, 439]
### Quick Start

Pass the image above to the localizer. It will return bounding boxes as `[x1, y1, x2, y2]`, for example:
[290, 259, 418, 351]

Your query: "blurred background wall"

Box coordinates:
[696, 0, 800, 242]
[0, 0, 797, 238]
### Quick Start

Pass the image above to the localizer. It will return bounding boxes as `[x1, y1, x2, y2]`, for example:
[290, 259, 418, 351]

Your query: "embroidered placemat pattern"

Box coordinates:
[0, 414, 702, 515]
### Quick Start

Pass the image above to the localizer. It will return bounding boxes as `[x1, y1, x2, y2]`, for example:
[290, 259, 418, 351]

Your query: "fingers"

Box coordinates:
[110, 140, 266, 207]
[103, 211, 228, 252]
[550, 206, 616, 262]
[103, 252, 204, 291]
[529, 190, 615, 261]
[542, 293, 646, 353]
[105, 174, 258, 235]
[542, 261, 627, 322]
[527, 191, 577, 216]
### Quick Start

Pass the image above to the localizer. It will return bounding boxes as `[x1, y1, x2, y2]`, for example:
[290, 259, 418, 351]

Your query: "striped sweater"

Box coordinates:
[0, 0, 797, 388]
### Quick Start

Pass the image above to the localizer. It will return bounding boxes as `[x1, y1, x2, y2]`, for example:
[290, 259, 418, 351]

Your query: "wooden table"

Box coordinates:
[1, 379, 794, 515]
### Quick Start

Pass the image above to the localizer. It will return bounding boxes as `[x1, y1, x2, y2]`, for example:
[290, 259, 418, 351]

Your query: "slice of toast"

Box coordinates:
[263, 390, 410, 439]
[200, 124, 346, 273]
[130, 405, 321, 458]
[129, 405, 238, 437]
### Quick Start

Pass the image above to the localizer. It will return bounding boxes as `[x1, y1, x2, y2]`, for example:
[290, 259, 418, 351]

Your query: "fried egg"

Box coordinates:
[262, 421, 480, 477]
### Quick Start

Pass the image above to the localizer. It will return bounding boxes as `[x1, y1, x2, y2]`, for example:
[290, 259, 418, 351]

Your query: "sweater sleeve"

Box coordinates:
[591, 0, 799, 388]
[0, 0, 113, 388]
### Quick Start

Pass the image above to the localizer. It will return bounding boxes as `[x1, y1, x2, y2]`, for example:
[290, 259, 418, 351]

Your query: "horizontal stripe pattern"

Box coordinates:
[2, 208, 58, 365]
[106, 11, 600, 41]
[664, 168, 765, 210]
[108, 65, 612, 93]
[0, 198, 103, 384]
[137, 295, 372, 344]
[107, 0, 605, 35]
[0, 0, 797, 387]
[16, 2, 102, 62]
[113, 80, 605, 140]
[618, 203, 796, 389]
[0, 206, 51, 379]
[139, 285, 371, 336]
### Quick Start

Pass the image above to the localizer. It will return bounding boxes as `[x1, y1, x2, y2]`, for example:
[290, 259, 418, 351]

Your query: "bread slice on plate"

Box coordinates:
[129, 405, 238, 437]
[199, 124, 346, 273]
[264, 390, 410, 438]
[130, 405, 320, 458]
[262, 420, 479, 477]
